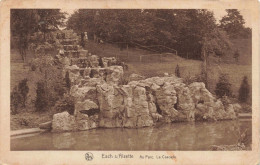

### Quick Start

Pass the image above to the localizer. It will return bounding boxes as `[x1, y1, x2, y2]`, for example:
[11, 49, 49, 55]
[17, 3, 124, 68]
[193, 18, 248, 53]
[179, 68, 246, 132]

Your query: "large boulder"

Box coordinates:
[52, 111, 77, 132]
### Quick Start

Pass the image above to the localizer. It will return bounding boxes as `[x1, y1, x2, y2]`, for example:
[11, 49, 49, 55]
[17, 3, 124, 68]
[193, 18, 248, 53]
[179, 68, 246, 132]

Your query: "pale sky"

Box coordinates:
[61, 9, 252, 28]
[212, 9, 251, 27]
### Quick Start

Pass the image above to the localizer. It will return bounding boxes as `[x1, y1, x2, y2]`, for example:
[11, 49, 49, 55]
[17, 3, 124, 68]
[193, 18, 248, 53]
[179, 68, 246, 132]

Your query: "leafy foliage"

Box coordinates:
[239, 76, 250, 103]
[10, 79, 29, 114]
[67, 9, 235, 60]
[31, 55, 66, 111]
[18, 79, 29, 107]
[54, 94, 75, 115]
[11, 9, 66, 61]
[11, 87, 22, 115]
[219, 9, 251, 38]
[215, 73, 232, 98]
[35, 81, 48, 112]
[175, 64, 180, 77]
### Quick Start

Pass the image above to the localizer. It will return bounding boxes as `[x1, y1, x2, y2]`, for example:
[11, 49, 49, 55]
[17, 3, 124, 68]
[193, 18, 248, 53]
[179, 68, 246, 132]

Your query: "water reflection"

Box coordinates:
[52, 132, 76, 149]
[11, 120, 251, 150]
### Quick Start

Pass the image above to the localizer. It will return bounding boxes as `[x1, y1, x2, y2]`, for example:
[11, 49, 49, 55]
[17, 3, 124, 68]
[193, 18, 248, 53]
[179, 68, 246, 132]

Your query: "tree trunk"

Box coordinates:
[202, 47, 209, 89]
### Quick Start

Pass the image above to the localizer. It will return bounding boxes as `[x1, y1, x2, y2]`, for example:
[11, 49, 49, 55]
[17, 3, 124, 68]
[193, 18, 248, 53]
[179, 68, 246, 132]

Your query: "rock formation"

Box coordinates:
[50, 30, 238, 132]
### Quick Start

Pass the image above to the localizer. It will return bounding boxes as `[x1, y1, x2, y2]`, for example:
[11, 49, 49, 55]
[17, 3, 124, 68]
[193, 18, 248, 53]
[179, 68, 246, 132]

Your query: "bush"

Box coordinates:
[183, 73, 205, 85]
[54, 94, 75, 115]
[44, 66, 66, 107]
[239, 76, 250, 103]
[18, 78, 29, 107]
[98, 57, 104, 68]
[35, 81, 48, 112]
[215, 73, 232, 98]
[175, 64, 180, 78]
[10, 87, 22, 114]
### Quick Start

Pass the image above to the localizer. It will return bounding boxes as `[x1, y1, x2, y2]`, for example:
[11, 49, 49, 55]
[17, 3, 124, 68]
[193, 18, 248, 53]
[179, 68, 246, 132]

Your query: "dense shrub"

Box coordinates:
[239, 76, 250, 103]
[10, 87, 22, 114]
[98, 57, 104, 68]
[183, 73, 206, 85]
[11, 79, 29, 114]
[54, 94, 75, 115]
[35, 81, 48, 112]
[45, 69, 67, 107]
[30, 55, 67, 111]
[215, 73, 232, 98]
[175, 64, 180, 78]
[18, 78, 29, 107]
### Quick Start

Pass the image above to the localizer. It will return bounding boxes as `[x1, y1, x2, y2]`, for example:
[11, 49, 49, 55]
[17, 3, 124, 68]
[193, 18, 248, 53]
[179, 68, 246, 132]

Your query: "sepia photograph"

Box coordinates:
[0, 0, 259, 164]
[10, 8, 252, 151]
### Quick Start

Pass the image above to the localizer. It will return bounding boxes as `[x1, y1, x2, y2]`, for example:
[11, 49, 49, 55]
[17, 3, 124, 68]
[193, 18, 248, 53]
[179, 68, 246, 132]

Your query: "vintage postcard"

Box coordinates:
[0, 0, 259, 164]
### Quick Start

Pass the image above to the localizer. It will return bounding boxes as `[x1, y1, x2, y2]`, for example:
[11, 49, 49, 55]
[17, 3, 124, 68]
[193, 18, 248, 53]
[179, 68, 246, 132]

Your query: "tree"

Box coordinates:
[35, 81, 48, 112]
[11, 9, 39, 62]
[11, 9, 66, 62]
[18, 78, 29, 108]
[36, 9, 66, 40]
[11, 87, 22, 114]
[67, 9, 97, 46]
[239, 76, 250, 103]
[219, 9, 250, 38]
[178, 10, 232, 89]
[98, 57, 104, 68]
[175, 64, 180, 77]
[215, 73, 232, 98]
[66, 9, 232, 62]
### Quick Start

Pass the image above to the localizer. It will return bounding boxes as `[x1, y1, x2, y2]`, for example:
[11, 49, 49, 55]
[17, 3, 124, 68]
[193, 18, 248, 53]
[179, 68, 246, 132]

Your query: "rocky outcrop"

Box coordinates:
[52, 75, 238, 132]
[50, 30, 238, 132]
[63, 65, 123, 85]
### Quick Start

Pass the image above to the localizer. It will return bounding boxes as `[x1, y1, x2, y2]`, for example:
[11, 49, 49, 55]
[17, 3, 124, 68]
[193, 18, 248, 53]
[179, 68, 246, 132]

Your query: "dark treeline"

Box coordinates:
[10, 9, 251, 61]
[67, 9, 251, 60]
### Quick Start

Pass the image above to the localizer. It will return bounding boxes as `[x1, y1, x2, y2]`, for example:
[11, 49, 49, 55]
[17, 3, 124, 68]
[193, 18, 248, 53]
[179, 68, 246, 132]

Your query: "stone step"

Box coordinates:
[64, 51, 80, 58]
[63, 45, 79, 51]
[79, 49, 89, 57]
[60, 39, 78, 45]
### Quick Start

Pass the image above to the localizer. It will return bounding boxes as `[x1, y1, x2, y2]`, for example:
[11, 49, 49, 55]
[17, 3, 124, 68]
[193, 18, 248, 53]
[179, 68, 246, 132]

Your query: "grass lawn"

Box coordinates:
[85, 40, 252, 98]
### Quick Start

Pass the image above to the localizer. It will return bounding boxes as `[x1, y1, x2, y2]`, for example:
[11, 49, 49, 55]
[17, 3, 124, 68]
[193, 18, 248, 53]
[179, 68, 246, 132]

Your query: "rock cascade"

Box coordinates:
[51, 30, 238, 132]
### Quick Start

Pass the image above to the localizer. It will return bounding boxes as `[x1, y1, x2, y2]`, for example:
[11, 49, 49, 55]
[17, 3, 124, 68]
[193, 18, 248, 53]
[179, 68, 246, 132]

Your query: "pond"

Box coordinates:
[11, 120, 251, 151]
